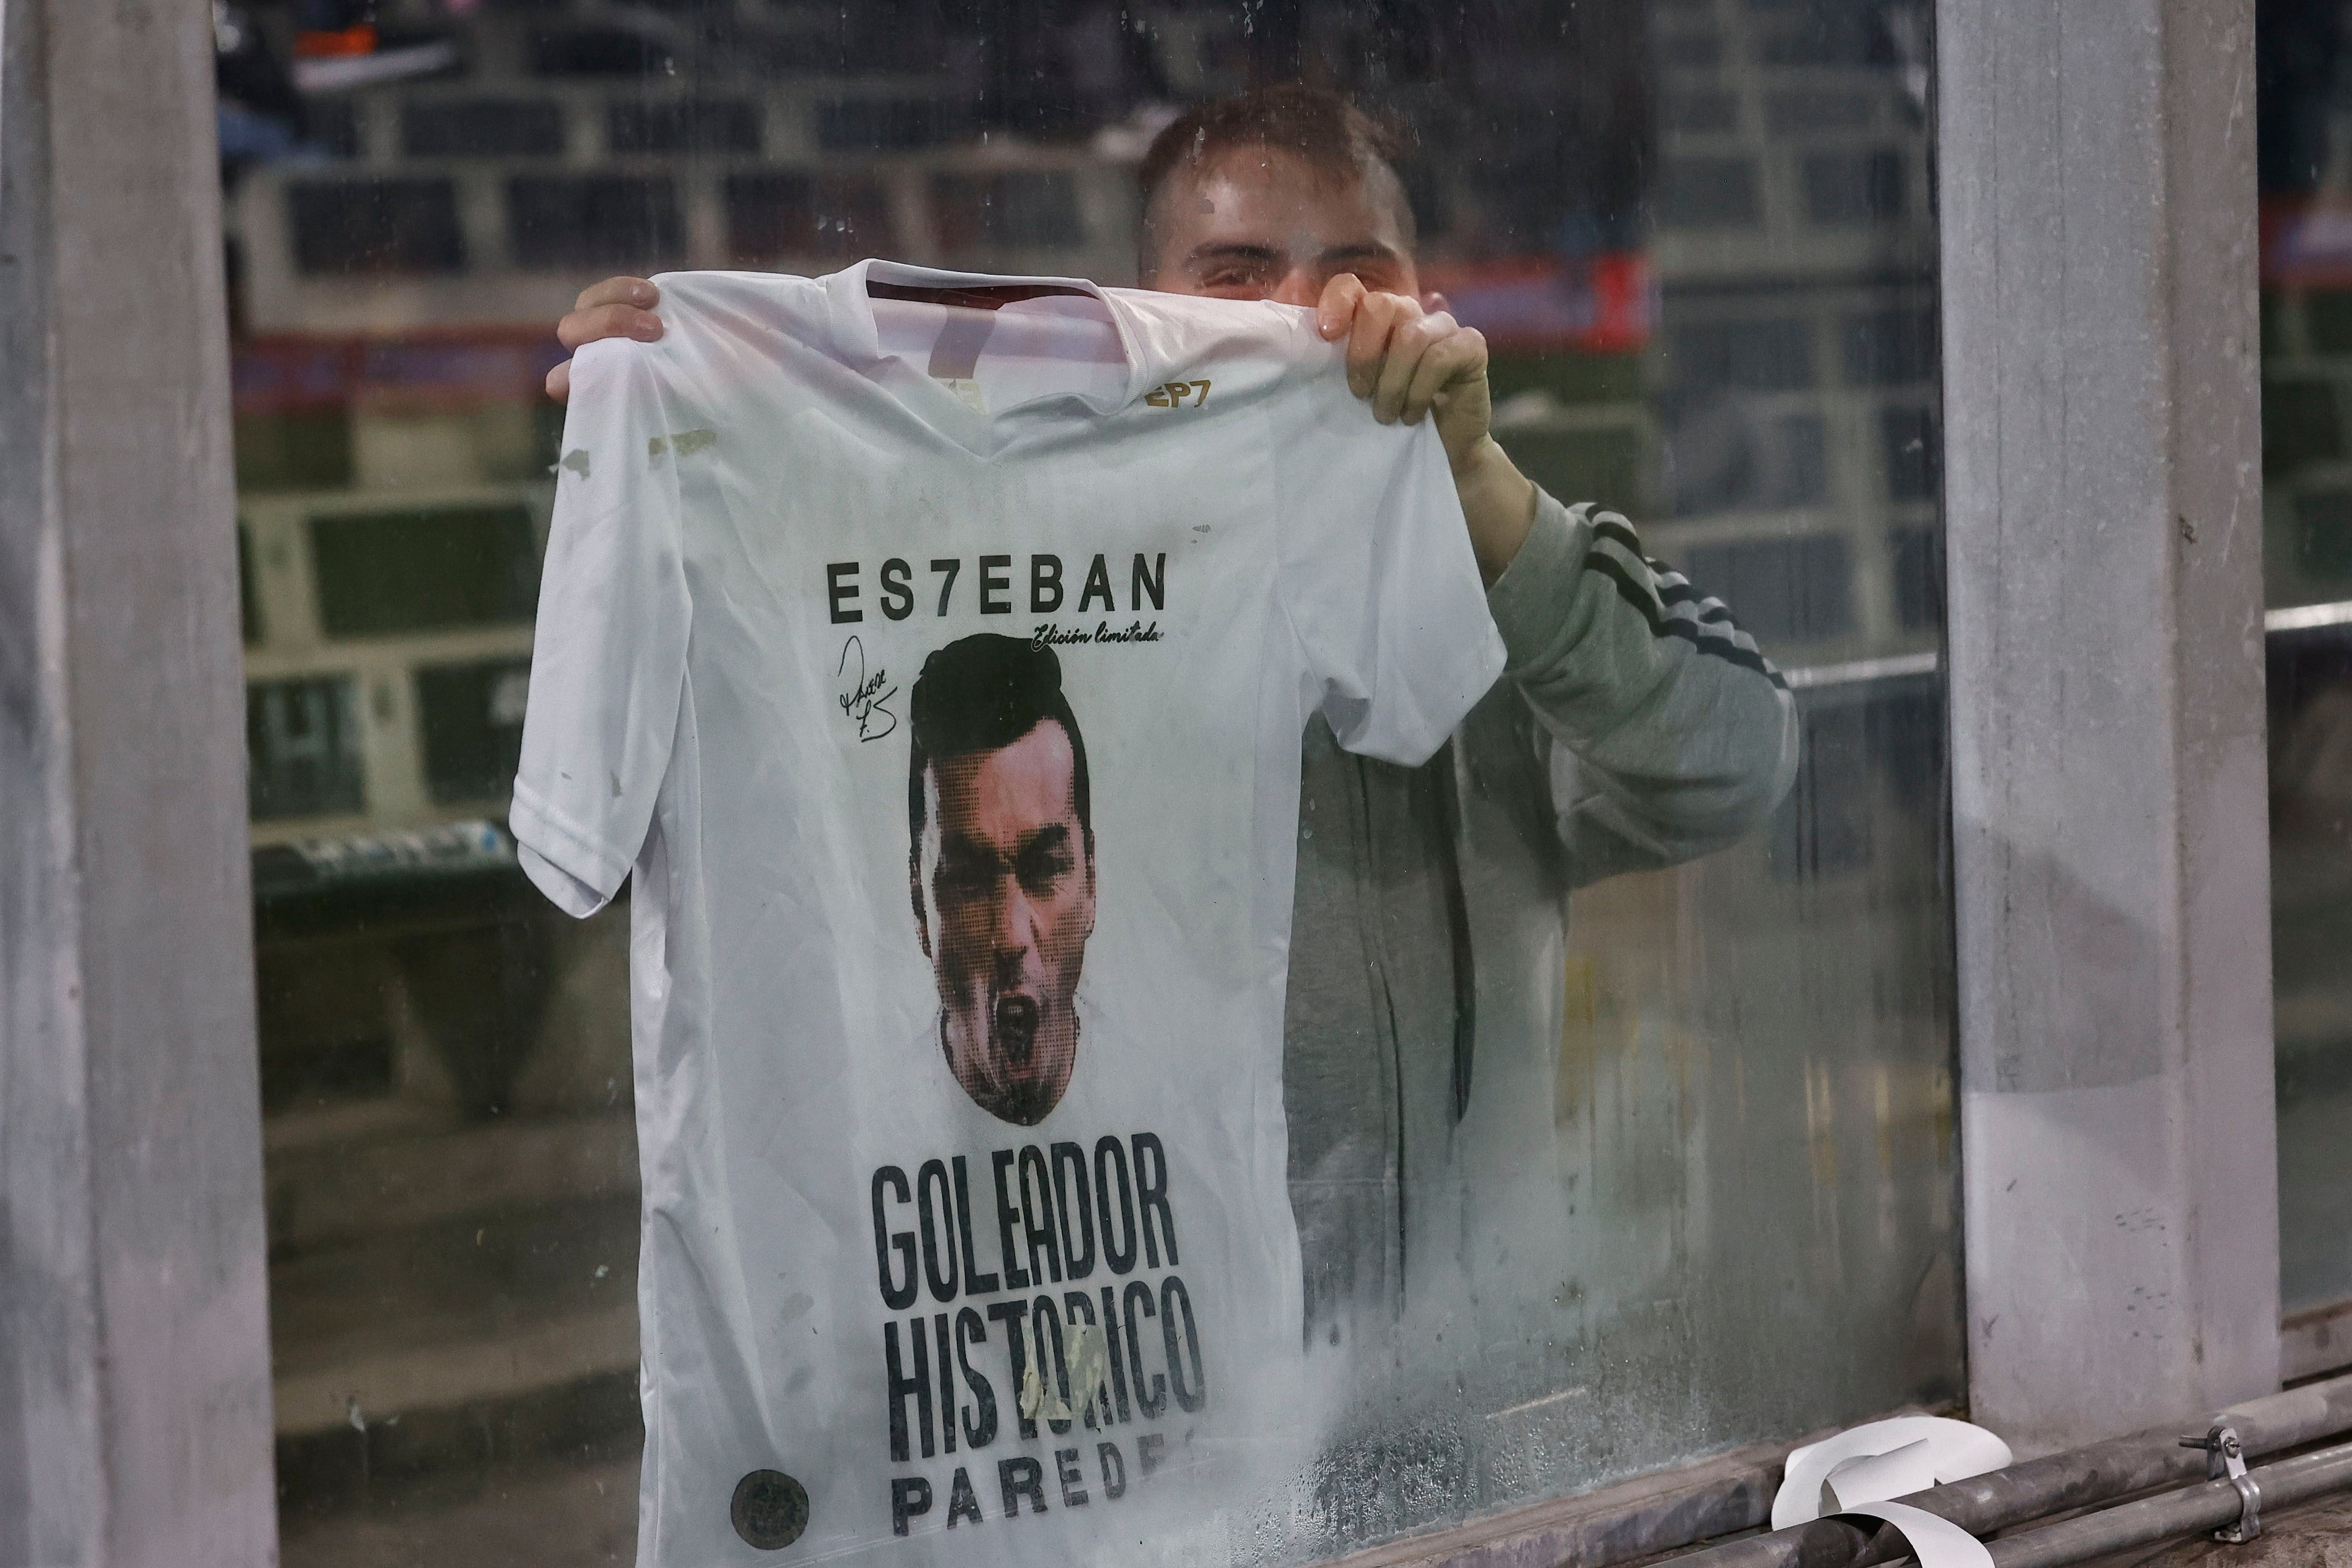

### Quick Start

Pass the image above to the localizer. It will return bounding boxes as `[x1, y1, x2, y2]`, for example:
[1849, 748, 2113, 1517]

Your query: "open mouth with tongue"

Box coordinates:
[993, 994, 1040, 1066]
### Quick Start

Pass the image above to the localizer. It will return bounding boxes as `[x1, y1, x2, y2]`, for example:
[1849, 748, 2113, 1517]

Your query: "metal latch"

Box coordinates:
[2179, 1423, 2263, 1544]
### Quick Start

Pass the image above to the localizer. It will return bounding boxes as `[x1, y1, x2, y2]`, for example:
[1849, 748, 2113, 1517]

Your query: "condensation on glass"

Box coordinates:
[222, 0, 1958, 1560]
[2252, 0, 2352, 1367]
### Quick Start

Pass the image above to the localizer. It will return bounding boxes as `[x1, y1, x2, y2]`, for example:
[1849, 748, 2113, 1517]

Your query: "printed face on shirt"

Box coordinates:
[913, 717, 1097, 1125]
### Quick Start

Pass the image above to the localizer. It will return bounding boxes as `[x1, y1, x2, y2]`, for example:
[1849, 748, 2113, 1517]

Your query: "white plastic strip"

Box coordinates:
[1832, 1500, 1997, 1568]
[1773, 1416, 2012, 1528]
[1823, 1439, 1940, 1512]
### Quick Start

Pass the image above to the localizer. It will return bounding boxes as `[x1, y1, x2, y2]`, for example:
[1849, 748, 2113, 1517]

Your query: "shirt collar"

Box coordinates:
[821, 258, 1151, 416]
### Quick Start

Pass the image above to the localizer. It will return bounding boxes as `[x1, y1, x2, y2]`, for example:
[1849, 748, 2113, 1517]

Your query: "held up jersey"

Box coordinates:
[511, 261, 1507, 1566]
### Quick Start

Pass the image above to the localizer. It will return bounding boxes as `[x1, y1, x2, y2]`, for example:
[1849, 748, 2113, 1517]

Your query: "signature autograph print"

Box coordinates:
[836, 636, 898, 742]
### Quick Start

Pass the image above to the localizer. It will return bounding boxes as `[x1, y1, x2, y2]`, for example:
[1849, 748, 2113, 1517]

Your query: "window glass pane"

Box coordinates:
[2256, 0, 2352, 1364]
[222, 0, 1956, 1559]
[309, 505, 541, 635]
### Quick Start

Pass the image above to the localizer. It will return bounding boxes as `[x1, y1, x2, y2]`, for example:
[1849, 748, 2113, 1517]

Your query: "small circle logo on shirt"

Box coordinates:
[731, 1469, 810, 1550]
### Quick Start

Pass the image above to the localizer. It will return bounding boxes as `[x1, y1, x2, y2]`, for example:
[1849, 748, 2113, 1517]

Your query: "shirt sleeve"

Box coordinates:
[1272, 364, 1506, 768]
[1489, 492, 1798, 885]
[509, 337, 691, 918]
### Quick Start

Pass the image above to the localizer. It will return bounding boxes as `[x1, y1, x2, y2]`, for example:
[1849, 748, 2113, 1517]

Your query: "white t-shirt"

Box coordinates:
[512, 260, 1505, 1566]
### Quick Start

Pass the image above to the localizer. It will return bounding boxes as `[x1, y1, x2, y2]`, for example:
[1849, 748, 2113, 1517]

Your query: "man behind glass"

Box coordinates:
[548, 85, 1799, 1336]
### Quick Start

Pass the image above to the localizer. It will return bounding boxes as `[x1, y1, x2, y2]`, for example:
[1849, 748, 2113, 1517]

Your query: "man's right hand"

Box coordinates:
[547, 277, 663, 402]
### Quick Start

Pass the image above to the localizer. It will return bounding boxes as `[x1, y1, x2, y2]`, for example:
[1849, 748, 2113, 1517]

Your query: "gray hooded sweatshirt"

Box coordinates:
[1282, 490, 1799, 1337]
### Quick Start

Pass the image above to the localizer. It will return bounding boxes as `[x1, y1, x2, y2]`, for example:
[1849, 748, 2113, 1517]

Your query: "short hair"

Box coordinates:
[1136, 85, 1417, 275]
[907, 634, 1092, 855]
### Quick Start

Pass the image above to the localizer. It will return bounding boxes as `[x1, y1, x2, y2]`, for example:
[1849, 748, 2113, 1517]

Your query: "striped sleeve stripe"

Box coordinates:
[1586, 549, 1790, 689]
[1590, 515, 1644, 555]
[1577, 507, 1788, 690]
[1655, 580, 1739, 625]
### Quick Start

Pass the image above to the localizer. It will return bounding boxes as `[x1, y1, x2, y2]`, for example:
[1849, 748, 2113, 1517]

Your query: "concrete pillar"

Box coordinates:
[0, 0, 279, 1561]
[1938, 0, 2280, 1450]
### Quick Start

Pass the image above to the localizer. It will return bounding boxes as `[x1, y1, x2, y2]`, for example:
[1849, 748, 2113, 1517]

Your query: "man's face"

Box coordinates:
[914, 720, 1096, 1124]
[1143, 144, 1422, 306]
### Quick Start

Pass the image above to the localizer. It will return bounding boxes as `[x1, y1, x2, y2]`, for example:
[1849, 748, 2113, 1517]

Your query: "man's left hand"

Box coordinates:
[1316, 275, 1492, 468]
[1316, 275, 1536, 582]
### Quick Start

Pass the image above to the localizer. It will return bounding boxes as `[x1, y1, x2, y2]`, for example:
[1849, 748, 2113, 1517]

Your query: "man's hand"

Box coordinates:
[546, 276, 663, 402]
[1315, 275, 1535, 582]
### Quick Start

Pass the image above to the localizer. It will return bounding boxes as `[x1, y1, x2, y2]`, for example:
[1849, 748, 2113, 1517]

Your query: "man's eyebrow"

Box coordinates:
[936, 832, 1000, 866]
[1183, 242, 1284, 269]
[1316, 241, 1405, 269]
[1019, 823, 1073, 857]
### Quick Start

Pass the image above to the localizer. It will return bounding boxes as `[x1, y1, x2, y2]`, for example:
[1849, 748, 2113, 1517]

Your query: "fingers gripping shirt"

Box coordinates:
[511, 261, 1504, 1567]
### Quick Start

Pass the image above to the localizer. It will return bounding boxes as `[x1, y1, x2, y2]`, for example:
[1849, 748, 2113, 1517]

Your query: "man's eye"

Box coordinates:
[938, 863, 994, 896]
[1198, 266, 1267, 291]
[1018, 850, 1074, 892]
